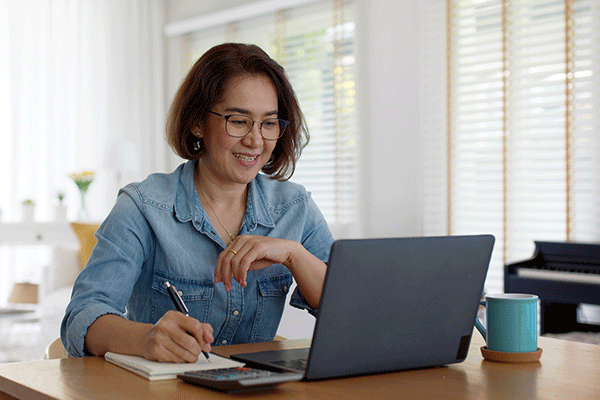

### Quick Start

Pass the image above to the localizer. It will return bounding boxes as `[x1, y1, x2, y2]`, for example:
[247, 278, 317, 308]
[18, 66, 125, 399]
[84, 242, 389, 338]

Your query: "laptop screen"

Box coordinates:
[232, 235, 495, 380]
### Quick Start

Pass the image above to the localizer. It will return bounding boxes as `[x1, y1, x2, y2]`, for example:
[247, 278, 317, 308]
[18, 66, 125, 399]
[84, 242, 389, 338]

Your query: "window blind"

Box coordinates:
[421, 0, 600, 294]
[177, 0, 357, 228]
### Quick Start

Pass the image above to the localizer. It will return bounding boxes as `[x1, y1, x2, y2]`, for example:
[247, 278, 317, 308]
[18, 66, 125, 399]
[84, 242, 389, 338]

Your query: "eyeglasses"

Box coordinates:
[208, 110, 288, 140]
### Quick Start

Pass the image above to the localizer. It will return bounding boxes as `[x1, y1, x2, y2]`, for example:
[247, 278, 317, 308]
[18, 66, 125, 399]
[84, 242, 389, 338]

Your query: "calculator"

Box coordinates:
[177, 366, 303, 392]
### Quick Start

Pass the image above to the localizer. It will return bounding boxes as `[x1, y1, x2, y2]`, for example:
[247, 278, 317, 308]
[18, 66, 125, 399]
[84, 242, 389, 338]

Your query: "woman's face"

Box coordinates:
[197, 74, 279, 188]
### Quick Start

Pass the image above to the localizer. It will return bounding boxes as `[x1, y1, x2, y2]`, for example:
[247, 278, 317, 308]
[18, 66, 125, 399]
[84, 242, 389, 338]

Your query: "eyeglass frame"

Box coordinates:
[207, 110, 288, 140]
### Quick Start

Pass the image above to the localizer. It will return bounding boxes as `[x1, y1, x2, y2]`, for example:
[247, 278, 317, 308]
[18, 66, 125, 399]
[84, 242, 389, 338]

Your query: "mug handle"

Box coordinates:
[474, 300, 487, 339]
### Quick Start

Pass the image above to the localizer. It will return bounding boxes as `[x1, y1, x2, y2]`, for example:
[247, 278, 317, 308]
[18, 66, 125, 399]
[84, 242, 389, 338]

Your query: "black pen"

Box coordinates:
[164, 281, 210, 362]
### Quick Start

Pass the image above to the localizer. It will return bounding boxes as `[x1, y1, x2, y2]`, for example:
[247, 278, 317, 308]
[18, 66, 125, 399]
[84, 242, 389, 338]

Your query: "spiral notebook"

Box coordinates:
[105, 352, 244, 381]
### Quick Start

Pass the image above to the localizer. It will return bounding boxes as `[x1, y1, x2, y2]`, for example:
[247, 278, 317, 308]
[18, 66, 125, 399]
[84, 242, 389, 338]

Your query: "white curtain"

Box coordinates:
[0, 0, 166, 224]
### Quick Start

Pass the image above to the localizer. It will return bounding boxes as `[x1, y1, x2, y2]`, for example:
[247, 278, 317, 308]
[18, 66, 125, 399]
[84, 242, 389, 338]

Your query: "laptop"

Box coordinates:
[231, 234, 495, 380]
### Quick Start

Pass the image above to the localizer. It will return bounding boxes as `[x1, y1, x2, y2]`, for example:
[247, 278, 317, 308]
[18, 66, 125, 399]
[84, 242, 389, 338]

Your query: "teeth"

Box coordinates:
[234, 154, 258, 162]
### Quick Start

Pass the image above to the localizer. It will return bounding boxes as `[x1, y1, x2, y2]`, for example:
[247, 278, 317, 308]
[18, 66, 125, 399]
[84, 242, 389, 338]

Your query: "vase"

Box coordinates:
[54, 204, 68, 222]
[78, 190, 89, 221]
[22, 204, 35, 222]
[69, 172, 95, 221]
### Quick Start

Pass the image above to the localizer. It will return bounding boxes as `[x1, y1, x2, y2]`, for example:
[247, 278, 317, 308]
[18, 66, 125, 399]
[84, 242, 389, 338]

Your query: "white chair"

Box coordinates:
[44, 337, 67, 359]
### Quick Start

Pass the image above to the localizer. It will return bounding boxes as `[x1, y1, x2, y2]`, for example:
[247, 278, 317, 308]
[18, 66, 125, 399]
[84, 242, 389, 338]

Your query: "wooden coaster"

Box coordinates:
[480, 346, 542, 363]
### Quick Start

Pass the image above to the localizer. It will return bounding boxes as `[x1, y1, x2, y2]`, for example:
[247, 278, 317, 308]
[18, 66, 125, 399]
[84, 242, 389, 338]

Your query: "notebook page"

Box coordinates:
[105, 352, 244, 380]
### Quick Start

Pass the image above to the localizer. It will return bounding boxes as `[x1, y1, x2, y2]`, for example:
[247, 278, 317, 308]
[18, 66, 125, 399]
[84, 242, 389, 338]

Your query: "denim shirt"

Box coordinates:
[61, 161, 333, 357]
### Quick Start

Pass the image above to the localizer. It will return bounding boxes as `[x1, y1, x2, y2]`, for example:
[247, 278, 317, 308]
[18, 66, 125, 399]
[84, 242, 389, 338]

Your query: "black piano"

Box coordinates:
[505, 241, 600, 335]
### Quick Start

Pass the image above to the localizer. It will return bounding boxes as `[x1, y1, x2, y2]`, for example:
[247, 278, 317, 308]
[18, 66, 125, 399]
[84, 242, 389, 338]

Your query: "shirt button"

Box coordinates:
[221, 339, 228, 345]
[232, 310, 239, 316]
[177, 290, 183, 297]
[283, 286, 289, 293]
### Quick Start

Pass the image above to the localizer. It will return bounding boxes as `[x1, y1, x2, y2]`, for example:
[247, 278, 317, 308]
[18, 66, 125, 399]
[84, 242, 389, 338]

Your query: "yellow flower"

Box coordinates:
[69, 171, 95, 192]
[69, 171, 95, 182]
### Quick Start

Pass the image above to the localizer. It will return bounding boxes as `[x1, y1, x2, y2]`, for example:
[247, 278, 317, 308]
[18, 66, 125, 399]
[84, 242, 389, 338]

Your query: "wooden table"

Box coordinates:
[1, 332, 599, 400]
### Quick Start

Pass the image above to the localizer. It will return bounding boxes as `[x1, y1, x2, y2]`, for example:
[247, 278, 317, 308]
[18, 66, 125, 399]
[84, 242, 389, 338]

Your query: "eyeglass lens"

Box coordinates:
[226, 115, 286, 140]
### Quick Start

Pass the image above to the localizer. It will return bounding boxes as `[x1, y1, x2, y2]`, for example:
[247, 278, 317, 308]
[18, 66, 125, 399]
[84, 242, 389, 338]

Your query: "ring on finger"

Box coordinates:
[229, 248, 238, 255]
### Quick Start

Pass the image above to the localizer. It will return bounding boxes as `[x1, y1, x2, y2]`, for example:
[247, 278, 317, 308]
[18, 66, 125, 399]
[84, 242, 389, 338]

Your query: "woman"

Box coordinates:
[61, 43, 333, 362]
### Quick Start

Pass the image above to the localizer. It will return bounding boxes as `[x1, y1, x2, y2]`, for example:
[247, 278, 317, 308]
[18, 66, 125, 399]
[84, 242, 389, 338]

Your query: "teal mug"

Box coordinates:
[475, 293, 538, 353]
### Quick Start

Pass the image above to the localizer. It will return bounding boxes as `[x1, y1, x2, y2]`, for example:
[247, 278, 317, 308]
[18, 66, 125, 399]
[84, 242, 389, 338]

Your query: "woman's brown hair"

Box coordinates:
[166, 43, 308, 181]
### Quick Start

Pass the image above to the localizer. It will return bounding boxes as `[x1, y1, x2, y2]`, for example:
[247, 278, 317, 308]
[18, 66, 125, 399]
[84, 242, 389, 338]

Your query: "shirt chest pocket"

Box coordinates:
[250, 273, 293, 342]
[150, 272, 214, 323]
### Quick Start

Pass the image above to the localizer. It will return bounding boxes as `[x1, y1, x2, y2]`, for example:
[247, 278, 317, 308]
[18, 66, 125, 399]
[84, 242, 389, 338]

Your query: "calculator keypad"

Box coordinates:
[186, 367, 274, 381]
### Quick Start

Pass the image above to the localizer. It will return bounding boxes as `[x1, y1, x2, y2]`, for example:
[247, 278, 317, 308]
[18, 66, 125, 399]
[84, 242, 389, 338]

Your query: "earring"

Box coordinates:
[193, 139, 202, 152]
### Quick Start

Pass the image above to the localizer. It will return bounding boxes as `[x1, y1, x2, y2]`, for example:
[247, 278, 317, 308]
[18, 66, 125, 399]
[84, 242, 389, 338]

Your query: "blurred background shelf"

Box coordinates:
[0, 222, 99, 363]
[0, 222, 77, 245]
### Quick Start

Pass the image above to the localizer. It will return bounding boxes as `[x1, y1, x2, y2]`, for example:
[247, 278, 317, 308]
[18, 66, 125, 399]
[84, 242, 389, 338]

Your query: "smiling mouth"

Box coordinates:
[233, 153, 259, 162]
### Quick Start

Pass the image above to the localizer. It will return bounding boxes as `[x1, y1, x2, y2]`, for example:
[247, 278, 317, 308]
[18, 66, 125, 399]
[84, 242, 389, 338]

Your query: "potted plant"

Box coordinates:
[55, 191, 67, 221]
[21, 199, 36, 222]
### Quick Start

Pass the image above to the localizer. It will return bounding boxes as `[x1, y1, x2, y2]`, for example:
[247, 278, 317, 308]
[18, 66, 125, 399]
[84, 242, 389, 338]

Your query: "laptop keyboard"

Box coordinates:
[272, 357, 309, 371]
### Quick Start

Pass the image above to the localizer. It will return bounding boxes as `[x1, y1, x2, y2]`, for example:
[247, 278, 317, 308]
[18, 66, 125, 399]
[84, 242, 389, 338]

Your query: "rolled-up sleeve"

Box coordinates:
[61, 189, 151, 357]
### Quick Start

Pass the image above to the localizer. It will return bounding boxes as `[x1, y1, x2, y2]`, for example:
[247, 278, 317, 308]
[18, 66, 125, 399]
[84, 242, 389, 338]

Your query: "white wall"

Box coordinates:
[355, 0, 423, 239]
[163, 0, 424, 338]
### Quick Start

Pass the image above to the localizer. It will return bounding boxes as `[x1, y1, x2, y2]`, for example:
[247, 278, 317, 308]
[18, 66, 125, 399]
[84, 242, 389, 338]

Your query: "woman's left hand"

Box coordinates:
[215, 235, 327, 309]
[215, 235, 297, 291]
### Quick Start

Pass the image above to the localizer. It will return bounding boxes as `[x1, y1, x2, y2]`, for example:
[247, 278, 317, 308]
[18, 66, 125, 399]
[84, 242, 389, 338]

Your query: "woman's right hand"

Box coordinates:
[140, 310, 213, 363]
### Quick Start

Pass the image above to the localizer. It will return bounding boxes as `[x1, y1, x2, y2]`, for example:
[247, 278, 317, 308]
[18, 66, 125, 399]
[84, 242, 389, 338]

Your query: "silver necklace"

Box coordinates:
[198, 189, 236, 245]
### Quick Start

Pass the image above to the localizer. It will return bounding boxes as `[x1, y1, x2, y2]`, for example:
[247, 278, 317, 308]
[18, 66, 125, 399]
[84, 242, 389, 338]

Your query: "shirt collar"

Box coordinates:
[173, 161, 275, 230]
[173, 161, 198, 223]
[243, 176, 275, 231]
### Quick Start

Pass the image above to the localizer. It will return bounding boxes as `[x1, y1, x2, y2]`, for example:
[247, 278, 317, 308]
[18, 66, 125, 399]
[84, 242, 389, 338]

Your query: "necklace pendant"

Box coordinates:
[198, 188, 238, 247]
[227, 234, 236, 246]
